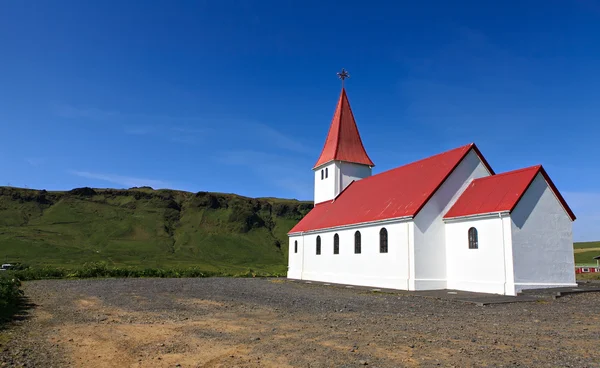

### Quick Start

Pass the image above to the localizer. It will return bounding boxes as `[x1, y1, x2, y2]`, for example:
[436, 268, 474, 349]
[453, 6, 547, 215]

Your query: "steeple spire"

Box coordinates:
[313, 73, 374, 169]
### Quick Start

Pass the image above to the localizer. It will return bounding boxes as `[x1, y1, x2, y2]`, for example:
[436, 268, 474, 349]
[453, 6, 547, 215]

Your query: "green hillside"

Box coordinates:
[0, 186, 312, 274]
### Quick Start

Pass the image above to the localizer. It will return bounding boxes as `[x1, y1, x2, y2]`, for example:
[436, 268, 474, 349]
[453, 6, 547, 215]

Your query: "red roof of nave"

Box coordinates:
[291, 143, 493, 234]
[313, 88, 375, 169]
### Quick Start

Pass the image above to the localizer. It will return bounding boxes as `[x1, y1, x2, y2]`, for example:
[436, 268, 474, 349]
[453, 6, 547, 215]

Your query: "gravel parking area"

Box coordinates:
[1, 278, 599, 367]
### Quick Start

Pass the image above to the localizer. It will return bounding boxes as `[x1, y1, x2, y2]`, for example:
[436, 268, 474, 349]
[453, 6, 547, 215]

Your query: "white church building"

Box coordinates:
[287, 87, 577, 296]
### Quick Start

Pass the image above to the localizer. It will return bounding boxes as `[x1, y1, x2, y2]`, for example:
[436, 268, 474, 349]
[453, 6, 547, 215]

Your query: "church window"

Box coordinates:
[468, 227, 478, 249]
[354, 231, 361, 254]
[321, 170, 324, 180]
[325, 167, 329, 178]
[316, 236, 321, 255]
[294, 240, 298, 254]
[379, 228, 388, 253]
[333, 233, 339, 254]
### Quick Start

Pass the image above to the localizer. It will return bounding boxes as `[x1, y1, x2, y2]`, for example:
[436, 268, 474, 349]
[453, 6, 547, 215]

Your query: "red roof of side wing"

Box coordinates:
[290, 143, 493, 234]
[313, 88, 375, 168]
[444, 165, 576, 220]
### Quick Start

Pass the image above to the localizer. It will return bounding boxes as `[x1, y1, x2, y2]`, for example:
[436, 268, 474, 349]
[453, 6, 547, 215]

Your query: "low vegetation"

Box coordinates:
[5, 262, 284, 281]
[0, 275, 23, 320]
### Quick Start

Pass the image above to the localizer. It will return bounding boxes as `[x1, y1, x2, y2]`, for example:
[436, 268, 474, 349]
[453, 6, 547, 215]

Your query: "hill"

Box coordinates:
[0, 186, 312, 274]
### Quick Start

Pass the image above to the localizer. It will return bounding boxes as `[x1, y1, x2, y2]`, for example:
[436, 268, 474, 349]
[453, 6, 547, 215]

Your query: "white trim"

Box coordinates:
[443, 211, 510, 223]
[288, 215, 413, 235]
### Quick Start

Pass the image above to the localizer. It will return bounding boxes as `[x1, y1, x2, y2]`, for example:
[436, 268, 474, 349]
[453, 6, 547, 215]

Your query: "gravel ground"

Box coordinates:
[1, 278, 599, 367]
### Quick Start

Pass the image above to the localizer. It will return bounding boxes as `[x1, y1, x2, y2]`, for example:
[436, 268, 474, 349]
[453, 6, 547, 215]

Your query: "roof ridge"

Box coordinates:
[358, 143, 474, 183]
[471, 165, 541, 183]
[332, 88, 345, 160]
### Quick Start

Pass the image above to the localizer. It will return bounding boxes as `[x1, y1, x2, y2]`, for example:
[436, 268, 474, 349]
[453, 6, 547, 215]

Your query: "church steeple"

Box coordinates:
[313, 71, 374, 204]
[313, 87, 374, 169]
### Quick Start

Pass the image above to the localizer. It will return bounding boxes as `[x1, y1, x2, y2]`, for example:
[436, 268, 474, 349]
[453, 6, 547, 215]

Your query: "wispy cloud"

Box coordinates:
[54, 104, 212, 144]
[249, 123, 313, 154]
[69, 170, 170, 189]
[54, 104, 308, 153]
[53, 105, 122, 120]
[53, 104, 203, 123]
[216, 150, 312, 199]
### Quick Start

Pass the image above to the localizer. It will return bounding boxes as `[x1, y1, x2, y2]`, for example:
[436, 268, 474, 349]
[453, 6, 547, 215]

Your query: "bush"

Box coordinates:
[0, 275, 23, 314]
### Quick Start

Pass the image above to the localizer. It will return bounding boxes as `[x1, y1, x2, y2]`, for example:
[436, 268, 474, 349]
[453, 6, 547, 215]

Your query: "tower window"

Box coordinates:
[321, 169, 324, 180]
[316, 236, 321, 255]
[333, 233, 339, 254]
[325, 167, 328, 178]
[354, 231, 361, 254]
[294, 240, 298, 254]
[380, 228, 388, 253]
[468, 227, 478, 249]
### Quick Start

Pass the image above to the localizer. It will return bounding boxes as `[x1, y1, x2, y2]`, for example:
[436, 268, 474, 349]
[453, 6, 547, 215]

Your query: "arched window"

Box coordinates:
[325, 167, 329, 178]
[354, 231, 361, 254]
[294, 240, 298, 254]
[316, 236, 321, 255]
[321, 169, 324, 180]
[380, 228, 388, 253]
[333, 233, 339, 254]
[468, 227, 478, 249]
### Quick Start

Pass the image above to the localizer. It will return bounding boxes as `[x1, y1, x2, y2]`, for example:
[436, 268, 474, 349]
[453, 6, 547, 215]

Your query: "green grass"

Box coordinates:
[573, 242, 600, 266]
[574, 251, 600, 266]
[0, 186, 311, 274]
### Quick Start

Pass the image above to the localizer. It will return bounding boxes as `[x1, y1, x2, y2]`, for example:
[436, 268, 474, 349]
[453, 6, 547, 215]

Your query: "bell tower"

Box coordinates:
[313, 69, 374, 204]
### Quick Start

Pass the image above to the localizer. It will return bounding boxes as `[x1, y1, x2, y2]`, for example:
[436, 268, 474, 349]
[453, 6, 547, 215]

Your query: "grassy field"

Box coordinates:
[0, 186, 311, 274]
[574, 241, 600, 265]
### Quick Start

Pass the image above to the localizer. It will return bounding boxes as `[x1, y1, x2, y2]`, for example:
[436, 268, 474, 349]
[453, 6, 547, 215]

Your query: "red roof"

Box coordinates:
[313, 88, 375, 168]
[444, 165, 576, 220]
[290, 143, 494, 234]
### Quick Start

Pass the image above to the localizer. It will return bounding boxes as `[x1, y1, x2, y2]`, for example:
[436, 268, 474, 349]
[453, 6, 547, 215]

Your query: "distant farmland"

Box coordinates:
[574, 241, 600, 265]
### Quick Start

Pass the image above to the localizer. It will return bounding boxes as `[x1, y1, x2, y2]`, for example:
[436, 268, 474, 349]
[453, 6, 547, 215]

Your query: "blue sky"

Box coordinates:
[0, 1, 599, 241]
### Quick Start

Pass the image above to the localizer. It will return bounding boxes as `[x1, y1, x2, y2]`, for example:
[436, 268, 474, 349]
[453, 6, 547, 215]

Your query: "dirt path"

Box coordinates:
[1, 278, 599, 367]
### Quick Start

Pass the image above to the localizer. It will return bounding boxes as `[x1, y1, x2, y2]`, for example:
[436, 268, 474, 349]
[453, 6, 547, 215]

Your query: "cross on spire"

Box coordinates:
[337, 68, 350, 87]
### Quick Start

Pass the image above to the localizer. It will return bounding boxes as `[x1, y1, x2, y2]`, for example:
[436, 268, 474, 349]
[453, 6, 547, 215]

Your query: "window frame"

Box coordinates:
[316, 236, 321, 255]
[354, 231, 361, 254]
[468, 227, 479, 249]
[379, 228, 388, 253]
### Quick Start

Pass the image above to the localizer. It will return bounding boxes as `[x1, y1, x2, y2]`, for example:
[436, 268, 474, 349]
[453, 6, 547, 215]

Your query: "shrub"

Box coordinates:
[0, 275, 23, 314]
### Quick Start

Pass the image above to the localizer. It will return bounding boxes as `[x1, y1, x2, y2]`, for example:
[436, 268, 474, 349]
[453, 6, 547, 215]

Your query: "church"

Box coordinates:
[287, 79, 577, 296]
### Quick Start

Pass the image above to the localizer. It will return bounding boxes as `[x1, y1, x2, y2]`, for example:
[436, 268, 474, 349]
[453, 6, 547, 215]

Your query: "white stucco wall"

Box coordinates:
[314, 161, 371, 204]
[287, 235, 304, 279]
[287, 221, 412, 289]
[313, 162, 338, 204]
[412, 150, 492, 290]
[339, 162, 371, 193]
[510, 173, 576, 292]
[445, 214, 514, 295]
